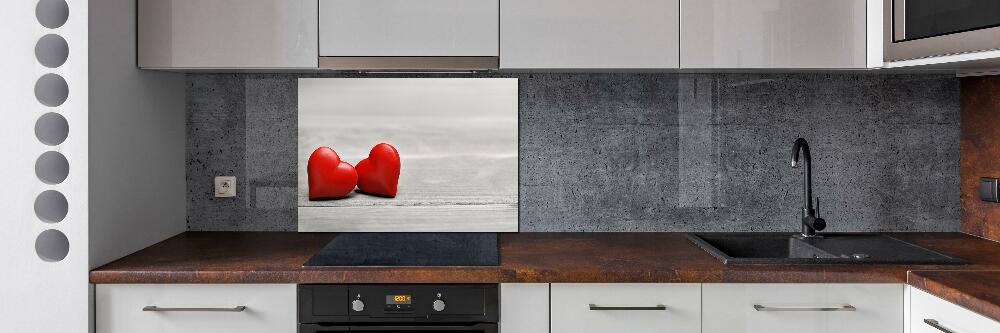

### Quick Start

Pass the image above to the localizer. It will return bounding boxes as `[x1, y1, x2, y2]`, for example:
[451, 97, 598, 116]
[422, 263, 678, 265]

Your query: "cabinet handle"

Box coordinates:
[753, 304, 856, 312]
[588, 304, 667, 311]
[923, 319, 955, 333]
[142, 306, 247, 312]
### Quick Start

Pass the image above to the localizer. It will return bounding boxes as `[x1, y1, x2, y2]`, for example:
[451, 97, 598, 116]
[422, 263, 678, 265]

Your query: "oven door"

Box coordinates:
[885, 0, 1000, 61]
[300, 323, 498, 333]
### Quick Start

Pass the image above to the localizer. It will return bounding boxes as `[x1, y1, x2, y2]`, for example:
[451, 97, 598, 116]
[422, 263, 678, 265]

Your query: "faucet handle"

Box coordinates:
[815, 196, 820, 218]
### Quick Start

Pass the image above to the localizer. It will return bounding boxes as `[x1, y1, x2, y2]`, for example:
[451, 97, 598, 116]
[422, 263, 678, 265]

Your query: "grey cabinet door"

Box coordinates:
[680, 0, 868, 69]
[501, 0, 680, 69]
[138, 0, 318, 69]
[319, 0, 500, 57]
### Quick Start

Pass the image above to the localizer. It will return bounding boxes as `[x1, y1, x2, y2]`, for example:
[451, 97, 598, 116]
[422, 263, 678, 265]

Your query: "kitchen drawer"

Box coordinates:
[96, 284, 297, 333]
[910, 287, 1000, 333]
[702, 283, 903, 333]
[550, 283, 701, 333]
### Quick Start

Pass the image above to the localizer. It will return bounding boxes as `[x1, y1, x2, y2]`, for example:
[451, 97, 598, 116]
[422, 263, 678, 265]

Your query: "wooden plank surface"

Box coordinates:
[298, 205, 518, 232]
[297, 78, 519, 232]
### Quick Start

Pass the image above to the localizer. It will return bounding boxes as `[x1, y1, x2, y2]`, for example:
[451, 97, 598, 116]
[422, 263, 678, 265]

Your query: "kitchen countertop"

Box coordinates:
[91, 232, 1000, 284]
[90, 232, 1000, 320]
[908, 270, 1000, 322]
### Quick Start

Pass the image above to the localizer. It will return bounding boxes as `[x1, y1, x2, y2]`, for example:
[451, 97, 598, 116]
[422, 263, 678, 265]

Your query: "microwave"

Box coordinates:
[884, 0, 1000, 62]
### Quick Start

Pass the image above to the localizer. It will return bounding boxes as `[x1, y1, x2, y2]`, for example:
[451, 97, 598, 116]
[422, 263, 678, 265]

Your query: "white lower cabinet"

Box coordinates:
[910, 287, 1000, 333]
[96, 284, 297, 333]
[500, 283, 549, 333]
[550, 283, 701, 333]
[702, 283, 904, 333]
[95, 282, 1000, 333]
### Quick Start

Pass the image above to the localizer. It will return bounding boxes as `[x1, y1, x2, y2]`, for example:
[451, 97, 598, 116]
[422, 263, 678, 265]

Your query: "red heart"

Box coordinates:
[355, 143, 401, 197]
[307, 147, 358, 200]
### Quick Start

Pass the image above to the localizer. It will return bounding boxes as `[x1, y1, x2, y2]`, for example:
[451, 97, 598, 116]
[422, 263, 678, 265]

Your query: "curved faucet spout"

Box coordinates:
[791, 138, 824, 237]
[791, 138, 813, 208]
[791, 138, 810, 168]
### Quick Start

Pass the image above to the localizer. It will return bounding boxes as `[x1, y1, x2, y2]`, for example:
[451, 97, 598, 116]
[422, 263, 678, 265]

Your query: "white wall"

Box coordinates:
[88, 0, 186, 269]
[0, 0, 185, 331]
[0, 0, 90, 331]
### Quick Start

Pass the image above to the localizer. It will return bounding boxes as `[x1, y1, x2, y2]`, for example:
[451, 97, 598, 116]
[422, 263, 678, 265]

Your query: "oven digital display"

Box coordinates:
[386, 295, 412, 305]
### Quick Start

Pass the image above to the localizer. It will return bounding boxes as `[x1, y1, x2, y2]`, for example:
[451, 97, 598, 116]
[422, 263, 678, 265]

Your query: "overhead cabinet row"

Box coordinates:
[138, 0, 875, 70]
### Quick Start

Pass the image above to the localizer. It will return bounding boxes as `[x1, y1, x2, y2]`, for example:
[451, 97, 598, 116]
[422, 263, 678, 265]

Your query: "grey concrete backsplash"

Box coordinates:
[186, 73, 960, 232]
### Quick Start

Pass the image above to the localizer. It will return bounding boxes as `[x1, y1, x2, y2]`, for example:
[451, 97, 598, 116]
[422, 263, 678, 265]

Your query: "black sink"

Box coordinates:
[687, 233, 966, 265]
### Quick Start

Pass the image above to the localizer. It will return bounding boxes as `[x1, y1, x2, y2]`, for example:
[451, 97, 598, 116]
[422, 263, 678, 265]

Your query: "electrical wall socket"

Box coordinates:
[980, 177, 999, 202]
[215, 176, 236, 198]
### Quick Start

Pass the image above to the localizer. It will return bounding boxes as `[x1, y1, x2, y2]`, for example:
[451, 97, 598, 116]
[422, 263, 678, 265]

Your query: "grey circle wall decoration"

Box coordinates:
[35, 151, 69, 184]
[34, 73, 69, 107]
[35, 34, 69, 68]
[35, 229, 70, 262]
[36, 0, 70, 29]
[34, 190, 68, 223]
[35, 112, 69, 145]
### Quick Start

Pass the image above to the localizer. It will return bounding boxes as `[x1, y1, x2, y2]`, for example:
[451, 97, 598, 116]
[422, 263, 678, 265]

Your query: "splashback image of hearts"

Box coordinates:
[307, 143, 400, 200]
[297, 78, 518, 232]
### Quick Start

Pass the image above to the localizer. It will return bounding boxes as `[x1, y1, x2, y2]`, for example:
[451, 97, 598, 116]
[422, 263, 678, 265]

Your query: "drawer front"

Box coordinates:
[703, 283, 903, 333]
[96, 284, 296, 333]
[910, 287, 1000, 333]
[551, 283, 701, 333]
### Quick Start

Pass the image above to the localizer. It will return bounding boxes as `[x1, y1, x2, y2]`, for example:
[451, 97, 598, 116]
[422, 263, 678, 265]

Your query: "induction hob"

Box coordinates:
[303, 233, 499, 267]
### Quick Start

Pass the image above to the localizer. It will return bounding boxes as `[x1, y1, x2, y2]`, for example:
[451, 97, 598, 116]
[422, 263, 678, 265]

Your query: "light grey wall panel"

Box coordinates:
[90, 0, 187, 268]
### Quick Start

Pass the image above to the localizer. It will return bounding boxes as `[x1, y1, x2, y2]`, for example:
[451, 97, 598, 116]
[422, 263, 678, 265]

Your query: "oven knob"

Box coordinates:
[432, 299, 446, 312]
[351, 299, 365, 312]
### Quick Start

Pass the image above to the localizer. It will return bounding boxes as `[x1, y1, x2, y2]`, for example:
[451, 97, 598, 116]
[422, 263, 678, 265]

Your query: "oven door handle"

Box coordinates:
[299, 325, 349, 333]
[299, 323, 498, 332]
[347, 323, 496, 331]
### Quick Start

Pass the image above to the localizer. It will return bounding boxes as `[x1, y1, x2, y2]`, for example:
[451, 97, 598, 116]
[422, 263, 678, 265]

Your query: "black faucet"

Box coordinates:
[791, 138, 826, 238]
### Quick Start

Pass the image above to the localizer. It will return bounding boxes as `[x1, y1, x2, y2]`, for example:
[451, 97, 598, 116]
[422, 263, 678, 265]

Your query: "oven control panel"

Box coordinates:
[298, 284, 498, 324]
[385, 294, 414, 311]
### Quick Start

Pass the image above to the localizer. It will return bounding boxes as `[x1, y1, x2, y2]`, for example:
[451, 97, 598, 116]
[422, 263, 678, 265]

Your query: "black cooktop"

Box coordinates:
[303, 233, 499, 267]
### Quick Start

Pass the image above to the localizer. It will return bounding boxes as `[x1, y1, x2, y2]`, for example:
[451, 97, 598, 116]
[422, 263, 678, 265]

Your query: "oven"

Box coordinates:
[298, 284, 498, 333]
[885, 0, 1000, 61]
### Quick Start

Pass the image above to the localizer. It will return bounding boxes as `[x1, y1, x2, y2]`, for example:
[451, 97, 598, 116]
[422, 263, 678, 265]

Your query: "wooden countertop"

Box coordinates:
[908, 270, 1000, 322]
[89, 232, 1000, 321]
[91, 232, 1000, 284]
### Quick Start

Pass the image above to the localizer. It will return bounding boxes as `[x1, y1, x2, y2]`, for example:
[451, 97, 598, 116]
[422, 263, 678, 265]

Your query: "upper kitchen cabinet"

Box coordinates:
[138, 0, 318, 69]
[501, 0, 680, 69]
[318, 0, 500, 70]
[681, 0, 878, 69]
[882, 1, 1000, 73]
